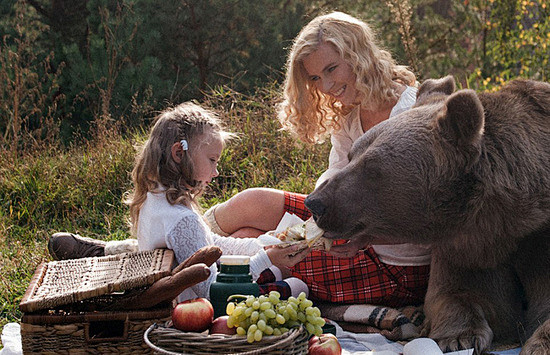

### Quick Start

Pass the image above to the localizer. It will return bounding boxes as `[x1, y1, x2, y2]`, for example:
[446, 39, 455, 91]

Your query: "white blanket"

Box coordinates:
[331, 321, 521, 355]
[0, 321, 522, 355]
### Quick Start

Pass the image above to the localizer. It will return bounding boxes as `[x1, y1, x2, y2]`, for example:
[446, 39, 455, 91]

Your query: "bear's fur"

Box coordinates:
[306, 76, 550, 354]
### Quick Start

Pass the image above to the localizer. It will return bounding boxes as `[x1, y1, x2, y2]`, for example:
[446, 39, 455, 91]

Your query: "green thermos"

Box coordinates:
[209, 255, 260, 318]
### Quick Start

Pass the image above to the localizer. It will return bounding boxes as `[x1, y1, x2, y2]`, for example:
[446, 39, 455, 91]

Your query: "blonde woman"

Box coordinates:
[205, 12, 430, 307]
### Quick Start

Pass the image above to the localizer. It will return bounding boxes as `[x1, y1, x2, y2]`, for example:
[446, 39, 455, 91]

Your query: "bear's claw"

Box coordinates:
[436, 331, 492, 355]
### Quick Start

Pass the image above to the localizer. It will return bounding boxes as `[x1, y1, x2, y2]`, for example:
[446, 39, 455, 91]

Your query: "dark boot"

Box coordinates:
[48, 232, 106, 260]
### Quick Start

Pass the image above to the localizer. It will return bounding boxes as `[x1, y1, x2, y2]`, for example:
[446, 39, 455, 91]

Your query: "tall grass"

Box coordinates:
[0, 132, 137, 328]
[0, 85, 329, 329]
[203, 84, 329, 198]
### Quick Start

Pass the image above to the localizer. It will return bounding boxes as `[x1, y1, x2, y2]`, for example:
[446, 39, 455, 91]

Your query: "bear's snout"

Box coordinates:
[304, 195, 326, 222]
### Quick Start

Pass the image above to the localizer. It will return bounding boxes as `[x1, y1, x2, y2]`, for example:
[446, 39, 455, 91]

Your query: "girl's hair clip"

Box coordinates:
[180, 139, 189, 151]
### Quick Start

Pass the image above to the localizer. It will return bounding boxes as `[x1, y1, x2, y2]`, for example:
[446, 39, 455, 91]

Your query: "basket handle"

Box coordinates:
[143, 323, 308, 355]
[232, 326, 306, 355]
[144, 323, 186, 355]
[84, 318, 129, 343]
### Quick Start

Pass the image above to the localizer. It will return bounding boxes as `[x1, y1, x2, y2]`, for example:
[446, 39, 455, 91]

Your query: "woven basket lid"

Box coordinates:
[19, 249, 174, 313]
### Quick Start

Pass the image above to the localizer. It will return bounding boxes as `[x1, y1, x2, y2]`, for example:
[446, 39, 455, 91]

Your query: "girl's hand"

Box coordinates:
[265, 243, 310, 269]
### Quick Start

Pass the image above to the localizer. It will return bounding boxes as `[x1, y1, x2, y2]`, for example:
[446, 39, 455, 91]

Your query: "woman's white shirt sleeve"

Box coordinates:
[316, 125, 354, 187]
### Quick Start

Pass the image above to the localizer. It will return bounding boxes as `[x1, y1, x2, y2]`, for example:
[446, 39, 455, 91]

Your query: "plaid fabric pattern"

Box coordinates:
[284, 191, 311, 220]
[316, 302, 425, 340]
[257, 268, 291, 299]
[285, 191, 430, 307]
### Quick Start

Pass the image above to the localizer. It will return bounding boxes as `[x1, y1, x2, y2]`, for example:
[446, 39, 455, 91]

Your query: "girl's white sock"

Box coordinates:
[105, 239, 139, 255]
[204, 205, 229, 236]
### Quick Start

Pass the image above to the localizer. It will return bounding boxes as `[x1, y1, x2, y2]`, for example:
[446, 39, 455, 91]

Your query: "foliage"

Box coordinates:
[7, 0, 312, 140]
[0, 0, 63, 153]
[468, 0, 550, 90]
[58, 0, 162, 139]
[2, 0, 549, 144]
[386, 0, 419, 74]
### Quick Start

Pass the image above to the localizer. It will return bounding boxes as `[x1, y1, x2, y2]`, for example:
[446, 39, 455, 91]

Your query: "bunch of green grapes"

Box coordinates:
[225, 291, 325, 343]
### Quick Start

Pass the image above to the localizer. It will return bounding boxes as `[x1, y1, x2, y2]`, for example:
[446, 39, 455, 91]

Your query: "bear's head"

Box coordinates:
[306, 76, 486, 246]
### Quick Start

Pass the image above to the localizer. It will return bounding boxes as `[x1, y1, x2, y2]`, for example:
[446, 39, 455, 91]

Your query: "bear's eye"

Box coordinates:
[362, 156, 383, 181]
[364, 165, 382, 181]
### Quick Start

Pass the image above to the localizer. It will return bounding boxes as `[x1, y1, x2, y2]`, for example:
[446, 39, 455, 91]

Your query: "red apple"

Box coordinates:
[308, 333, 342, 355]
[209, 316, 237, 335]
[172, 298, 214, 332]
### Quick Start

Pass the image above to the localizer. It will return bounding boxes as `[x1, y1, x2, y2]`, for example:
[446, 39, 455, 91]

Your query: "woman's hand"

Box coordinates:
[328, 234, 402, 258]
[265, 243, 310, 269]
[327, 239, 365, 258]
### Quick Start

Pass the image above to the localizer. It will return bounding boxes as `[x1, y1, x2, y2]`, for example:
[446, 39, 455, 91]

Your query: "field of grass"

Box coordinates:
[0, 87, 330, 330]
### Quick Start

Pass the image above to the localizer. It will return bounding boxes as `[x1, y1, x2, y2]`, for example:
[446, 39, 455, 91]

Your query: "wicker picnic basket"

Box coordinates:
[21, 306, 172, 354]
[19, 249, 175, 354]
[144, 322, 310, 355]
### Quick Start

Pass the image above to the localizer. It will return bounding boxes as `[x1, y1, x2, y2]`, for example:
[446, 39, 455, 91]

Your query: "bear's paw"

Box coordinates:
[427, 302, 493, 354]
[521, 319, 550, 355]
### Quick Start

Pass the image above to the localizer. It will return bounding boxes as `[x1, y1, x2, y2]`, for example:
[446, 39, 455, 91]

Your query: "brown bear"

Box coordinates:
[305, 76, 550, 354]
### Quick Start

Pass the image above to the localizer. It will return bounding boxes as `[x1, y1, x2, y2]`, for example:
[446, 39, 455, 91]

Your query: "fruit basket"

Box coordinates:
[143, 322, 309, 355]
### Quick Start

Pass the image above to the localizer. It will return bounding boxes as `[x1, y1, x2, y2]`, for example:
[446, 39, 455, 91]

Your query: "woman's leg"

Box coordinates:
[208, 188, 286, 237]
[291, 247, 430, 306]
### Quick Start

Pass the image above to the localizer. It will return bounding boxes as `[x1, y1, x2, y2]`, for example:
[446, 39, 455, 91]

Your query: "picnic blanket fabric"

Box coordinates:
[317, 302, 425, 341]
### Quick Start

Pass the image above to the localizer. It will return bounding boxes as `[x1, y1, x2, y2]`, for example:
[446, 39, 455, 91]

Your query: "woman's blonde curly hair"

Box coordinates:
[126, 102, 233, 236]
[278, 12, 416, 144]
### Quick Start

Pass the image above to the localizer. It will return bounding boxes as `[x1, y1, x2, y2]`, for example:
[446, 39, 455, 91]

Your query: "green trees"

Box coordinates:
[474, 0, 549, 89]
[1, 0, 308, 145]
[0, 0, 63, 152]
[0, 0, 549, 150]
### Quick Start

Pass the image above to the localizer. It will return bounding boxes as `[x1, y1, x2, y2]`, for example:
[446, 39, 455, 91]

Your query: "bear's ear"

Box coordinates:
[438, 89, 484, 146]
[417, 76, 456, 104]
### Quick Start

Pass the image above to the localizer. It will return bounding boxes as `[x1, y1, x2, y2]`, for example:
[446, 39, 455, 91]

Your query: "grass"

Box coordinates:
[0, 86, 329, 331]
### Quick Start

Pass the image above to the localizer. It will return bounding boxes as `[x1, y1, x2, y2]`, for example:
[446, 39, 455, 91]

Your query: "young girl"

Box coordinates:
[125, 102, 310, 300]
[203, 12, 431, 307]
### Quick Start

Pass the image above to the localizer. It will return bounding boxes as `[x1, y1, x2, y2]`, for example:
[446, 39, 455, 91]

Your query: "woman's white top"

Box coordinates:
[316, 86, 431, 266]
[137, 189, 272, 300]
